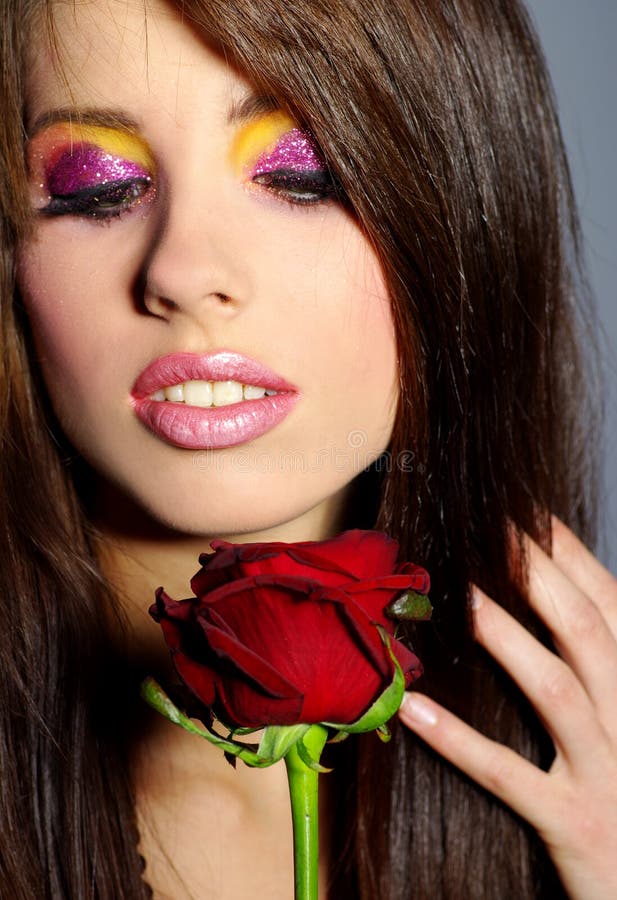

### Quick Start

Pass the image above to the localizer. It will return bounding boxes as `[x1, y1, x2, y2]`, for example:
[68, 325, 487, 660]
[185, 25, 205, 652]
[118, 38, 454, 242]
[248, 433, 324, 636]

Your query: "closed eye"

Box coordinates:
[252, 168, 338, 206]
[40, 177, 152, 220]
[26, 122, 156, 224]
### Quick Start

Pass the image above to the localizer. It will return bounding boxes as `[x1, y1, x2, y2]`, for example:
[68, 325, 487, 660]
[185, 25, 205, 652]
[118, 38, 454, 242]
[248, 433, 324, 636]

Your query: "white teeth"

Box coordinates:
[164, 384, 184, 402]
[212, 380, 244, 406]
[151, 379, 278, 407]
[183, 380, 214, 408]
[243, 384, 266, 400]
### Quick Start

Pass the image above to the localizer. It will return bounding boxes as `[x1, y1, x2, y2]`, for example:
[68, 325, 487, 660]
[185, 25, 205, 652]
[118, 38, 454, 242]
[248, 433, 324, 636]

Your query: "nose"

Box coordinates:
[141, 190, 249, 319]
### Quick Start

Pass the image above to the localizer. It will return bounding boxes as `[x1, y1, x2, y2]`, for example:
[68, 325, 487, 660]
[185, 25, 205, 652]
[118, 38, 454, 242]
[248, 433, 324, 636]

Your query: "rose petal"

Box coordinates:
[328, 594, 395, 676]
[391, 640, 423, 685]
[205, 581, 391, 722]
[216, 677, 303, 727]
[192, 573, 316, 607]
[200, 620, 301, 702]
[396, 562, 431, 594]
[157, 615, 185, 653]
[191, 530, 405, 596]
[284, 530, 401, 579]
[299, 662, 384, 723]
[172, 651, 217, 708]
[150, 588, 196, 623]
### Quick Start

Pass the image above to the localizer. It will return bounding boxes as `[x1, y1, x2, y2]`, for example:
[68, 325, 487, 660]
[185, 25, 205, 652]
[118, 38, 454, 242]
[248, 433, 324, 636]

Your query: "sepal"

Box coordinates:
[141, 677, 274, 768]
[296, 733, 332, 773]
[376, 722, 391, 743]
[258, 724, 311, 763]
[327, 730, 350, 744]
[386, 590, 432, 621]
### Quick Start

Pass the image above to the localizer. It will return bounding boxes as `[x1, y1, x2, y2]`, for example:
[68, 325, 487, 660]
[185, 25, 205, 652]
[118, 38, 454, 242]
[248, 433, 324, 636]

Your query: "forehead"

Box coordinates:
[26, 0, 249, 131]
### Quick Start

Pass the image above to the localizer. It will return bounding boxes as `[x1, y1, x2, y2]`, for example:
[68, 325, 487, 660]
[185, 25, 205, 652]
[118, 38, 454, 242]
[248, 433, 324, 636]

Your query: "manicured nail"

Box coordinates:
[470, 586, 483, 609]
[400, 693, 438, 727]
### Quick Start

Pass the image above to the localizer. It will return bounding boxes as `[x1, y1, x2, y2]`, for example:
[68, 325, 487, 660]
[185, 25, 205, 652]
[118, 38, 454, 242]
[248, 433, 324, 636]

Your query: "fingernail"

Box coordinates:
[470, 586, 483, 610]
[400, 693, 438, 727]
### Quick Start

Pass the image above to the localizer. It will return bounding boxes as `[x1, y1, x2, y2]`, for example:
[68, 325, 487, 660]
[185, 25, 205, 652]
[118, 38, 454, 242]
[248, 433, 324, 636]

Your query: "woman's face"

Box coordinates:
[17, 0, 398, 538]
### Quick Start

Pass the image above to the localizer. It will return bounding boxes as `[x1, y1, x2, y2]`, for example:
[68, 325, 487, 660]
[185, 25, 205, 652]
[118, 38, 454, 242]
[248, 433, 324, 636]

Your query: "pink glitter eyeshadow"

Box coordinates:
[47, 145, 150, 195]
[252, 128, 326, 176]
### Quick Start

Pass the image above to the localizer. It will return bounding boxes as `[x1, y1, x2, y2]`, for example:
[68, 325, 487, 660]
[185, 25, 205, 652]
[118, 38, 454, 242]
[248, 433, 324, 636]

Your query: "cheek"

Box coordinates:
[337, 266, 399, 451]
[16, 233, 126, 405]
[18, 243, 83, 370]
[286, 223, 399, 443]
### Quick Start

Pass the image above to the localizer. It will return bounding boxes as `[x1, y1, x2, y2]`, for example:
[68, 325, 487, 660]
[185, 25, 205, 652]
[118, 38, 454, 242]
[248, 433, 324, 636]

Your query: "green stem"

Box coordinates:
[284, 724, 329, 900]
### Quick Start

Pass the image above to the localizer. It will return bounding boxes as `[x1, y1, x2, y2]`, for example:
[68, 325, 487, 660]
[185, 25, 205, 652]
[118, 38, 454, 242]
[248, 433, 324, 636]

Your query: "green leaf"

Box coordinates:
[324, 629, 405, 734]
[140, 677, 276, 768]
[386, 590, 432, 621]
[258, 724, 311, 763]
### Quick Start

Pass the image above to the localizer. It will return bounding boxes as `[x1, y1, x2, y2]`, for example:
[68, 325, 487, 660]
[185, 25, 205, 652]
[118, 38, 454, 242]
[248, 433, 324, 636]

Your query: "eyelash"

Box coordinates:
[251, 168, 339, 207]
[40, 177, 152, 221]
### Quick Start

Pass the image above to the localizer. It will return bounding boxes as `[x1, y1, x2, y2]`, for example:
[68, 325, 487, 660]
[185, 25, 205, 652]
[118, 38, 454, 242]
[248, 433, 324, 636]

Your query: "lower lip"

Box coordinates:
[132, 393, 299, 450]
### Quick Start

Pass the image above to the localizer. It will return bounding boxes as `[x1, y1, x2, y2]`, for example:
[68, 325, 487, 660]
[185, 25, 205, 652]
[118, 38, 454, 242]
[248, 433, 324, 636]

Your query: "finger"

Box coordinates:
[472, 588, 607, 766]
[551, 517, 617, 630]
[523, 537, 617, 733]
[398, 691, 554, 832]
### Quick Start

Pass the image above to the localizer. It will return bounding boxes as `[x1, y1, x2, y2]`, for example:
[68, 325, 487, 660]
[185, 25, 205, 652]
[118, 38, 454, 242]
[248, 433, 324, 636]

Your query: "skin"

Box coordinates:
[15, 0, 617, 897]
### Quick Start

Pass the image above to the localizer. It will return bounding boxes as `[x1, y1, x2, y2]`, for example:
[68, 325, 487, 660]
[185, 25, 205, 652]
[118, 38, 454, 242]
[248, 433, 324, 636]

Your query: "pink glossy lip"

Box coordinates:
[131, 351, 299, 450]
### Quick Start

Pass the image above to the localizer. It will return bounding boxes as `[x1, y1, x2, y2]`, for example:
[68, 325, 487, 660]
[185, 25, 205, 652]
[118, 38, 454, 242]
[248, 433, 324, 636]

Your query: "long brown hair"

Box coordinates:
[0, 0, 598, 897]
[0, 4, 155, 896]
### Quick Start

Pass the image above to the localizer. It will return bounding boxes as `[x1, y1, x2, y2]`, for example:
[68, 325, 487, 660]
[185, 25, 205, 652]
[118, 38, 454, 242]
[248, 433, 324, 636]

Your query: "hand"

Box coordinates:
[398, 518, 617, 900]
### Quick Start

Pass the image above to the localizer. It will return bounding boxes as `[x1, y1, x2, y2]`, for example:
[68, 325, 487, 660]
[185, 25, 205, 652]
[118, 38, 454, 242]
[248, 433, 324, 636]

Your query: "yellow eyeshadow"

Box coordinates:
[37, 122, 155, 171]
[229, 111, 297, 175]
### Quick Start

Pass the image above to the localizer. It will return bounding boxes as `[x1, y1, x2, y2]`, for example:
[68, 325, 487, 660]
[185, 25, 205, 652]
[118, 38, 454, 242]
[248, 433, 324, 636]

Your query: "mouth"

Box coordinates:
[130, 350, 299, 450]
[149, 380, 279, 407]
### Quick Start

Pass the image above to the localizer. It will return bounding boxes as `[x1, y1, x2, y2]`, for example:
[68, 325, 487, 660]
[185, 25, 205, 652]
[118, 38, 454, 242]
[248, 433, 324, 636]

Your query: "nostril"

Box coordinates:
[159, 296, 180, 312]
[140, 288, 180, 318]
[144, 295, 179, 317]
[138, 281, 237, 317]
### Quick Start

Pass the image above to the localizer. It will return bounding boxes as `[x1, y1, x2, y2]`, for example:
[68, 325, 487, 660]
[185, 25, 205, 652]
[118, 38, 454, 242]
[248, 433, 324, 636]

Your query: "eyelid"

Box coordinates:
[25, 121, 156, 221]
[251, 129, 327, 181]
[26, 122, 156, 180]
[230, 110, 303, 176]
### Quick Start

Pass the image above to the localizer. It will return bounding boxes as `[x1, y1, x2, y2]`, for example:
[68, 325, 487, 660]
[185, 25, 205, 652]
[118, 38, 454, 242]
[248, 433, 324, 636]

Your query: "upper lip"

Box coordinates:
[131, 350, 298, 400]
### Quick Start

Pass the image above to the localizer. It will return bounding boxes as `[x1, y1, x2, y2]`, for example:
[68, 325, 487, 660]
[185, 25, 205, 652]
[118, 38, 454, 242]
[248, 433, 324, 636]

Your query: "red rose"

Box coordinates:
[150, 530, 428, 729]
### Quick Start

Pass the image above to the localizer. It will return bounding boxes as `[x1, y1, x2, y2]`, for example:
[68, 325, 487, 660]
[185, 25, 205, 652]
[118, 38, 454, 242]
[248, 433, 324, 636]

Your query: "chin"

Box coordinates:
[99, 462, 353, 542]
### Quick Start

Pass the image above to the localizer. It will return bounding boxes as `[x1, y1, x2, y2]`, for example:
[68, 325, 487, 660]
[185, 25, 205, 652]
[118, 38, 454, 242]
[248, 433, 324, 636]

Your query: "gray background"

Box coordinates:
[526, 0, 616, 570]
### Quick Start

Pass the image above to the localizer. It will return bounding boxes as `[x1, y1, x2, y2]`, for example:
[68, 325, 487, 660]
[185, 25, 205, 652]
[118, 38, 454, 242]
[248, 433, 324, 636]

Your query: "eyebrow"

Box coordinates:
[29, 92, 282, 138]
[29, 107, 140, 138]
[227, 92, 281, 125]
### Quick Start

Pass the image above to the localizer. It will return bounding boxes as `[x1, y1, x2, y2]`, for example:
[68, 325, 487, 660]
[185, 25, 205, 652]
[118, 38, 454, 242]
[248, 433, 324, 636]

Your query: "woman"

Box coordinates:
[1, 0, 615, 897]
